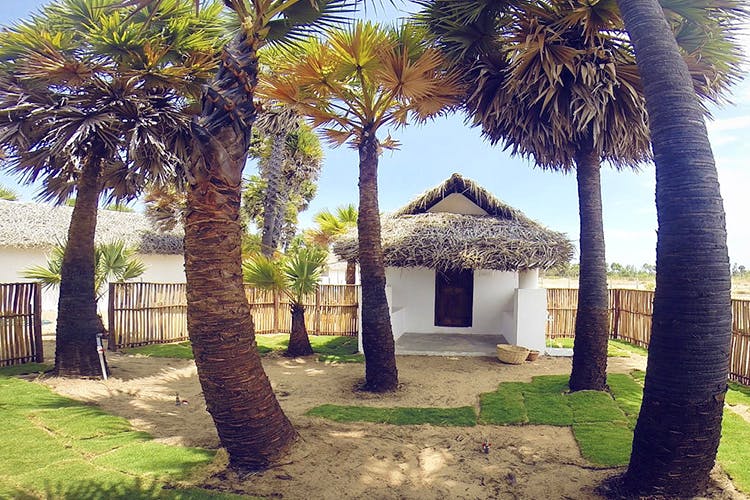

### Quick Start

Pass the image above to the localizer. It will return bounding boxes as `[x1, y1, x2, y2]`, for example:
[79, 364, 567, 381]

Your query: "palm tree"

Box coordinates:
[0, 0, 222, 377]
[118, 0, 363, 470]
[308, 205, 358, 284]
[23, 240, 146, 300]
[615, 0, 746, 495]
[254, 105, 302, 256]
[243, 245, 327, 356]
[417, 0, 745, 391]
[262, 21, 464, 391]
[244, 120, 323, 253]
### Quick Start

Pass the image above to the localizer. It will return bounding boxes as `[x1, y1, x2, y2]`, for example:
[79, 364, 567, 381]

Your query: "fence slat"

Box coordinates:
[108, 283, 360, 349]
[546, 288, 750, 384]
[0, 283, 42, 367]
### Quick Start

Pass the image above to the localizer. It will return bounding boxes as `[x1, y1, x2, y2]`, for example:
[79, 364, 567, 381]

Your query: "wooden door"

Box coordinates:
[435, 269, 473, 327]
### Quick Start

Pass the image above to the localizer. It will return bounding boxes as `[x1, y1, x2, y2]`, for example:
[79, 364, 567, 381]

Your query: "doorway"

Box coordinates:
[434, 269, 473, 327]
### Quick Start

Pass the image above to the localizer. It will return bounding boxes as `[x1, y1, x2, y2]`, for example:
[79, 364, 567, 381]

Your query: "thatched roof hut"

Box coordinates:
[333, 173, 573, 271]
[0, 200, 182, 254]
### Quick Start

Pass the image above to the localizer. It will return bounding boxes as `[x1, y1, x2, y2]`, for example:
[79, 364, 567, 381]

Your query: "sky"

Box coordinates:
[0, 1, 748, 268]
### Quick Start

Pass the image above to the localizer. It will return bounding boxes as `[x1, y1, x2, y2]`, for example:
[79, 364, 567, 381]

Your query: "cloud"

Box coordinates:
[718, 168, 750, 265]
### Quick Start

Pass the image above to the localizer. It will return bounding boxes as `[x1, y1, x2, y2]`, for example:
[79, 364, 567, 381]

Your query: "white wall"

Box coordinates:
[514, 288, 547, 352]
[320, 258, 358, 285]
[385, 266, 517, 340]
[139, 254, 185, 283]
[0, 247, 185, 317]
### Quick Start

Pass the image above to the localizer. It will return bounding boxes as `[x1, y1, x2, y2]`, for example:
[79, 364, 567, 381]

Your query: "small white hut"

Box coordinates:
[333, 173, 573, 354]
[0, 200, 185, 316]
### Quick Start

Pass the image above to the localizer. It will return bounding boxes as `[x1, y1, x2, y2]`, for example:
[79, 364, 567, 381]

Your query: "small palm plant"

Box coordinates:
[0, 185, 18, 201]
[243, 245, 327, 357]
[307, 205, 358, 284]
[23, 240, 146, 300]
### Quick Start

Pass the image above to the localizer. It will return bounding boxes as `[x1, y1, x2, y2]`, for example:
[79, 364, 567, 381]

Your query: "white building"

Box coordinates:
[333, 174, 573, 354]
[0, 200, 185, 318]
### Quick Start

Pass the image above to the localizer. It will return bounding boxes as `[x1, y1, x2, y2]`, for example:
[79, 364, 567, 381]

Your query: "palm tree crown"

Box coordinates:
[0, 0, 225, 203]
[260, 21, 465, 149]
[417, 0, 746, 169]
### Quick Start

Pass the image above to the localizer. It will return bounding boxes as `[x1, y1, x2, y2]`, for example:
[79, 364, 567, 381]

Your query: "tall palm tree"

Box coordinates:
[262, 21, 464, 391]
[0, 0, 222, 376]
[616, 0, 747, 495]
[243, 245, 327, 356]
[119, 0, 361, 470]
[254, 105, 302, 256]
[244, 119, 323, 253]
[417, 0, 745, 391]
[308, 204, 358, 284]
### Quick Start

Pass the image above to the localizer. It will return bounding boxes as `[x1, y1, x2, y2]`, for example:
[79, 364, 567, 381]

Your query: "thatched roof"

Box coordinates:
[333, 173, 573, 271]
[0, 200, 183, 254]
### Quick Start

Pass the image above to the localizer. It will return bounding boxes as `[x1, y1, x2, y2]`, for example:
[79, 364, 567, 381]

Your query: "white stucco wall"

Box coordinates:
[139, 254, 186, 283]
[385, 266, 517, 340]
[514, 288, 547, 352]
[0, 247, 185, 317]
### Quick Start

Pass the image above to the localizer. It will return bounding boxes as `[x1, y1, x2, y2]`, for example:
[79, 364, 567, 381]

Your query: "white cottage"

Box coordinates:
[333, 173, 573, 355]
[0, 200, 185, 316]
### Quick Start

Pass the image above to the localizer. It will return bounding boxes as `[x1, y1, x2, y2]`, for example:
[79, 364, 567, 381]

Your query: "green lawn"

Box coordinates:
[546, 338, 649, 357]
[0, 365, 239, 499]
[124, 334, 363, 363]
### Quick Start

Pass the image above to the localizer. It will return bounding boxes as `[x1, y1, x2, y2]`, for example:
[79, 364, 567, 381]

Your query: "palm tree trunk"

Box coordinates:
[569, 145, 609, 392]
[358, 130, 398, 392]
[260, 132, 285, 257]
[185, 30, 296, 472]
[345, 260, 356, 285]
[55, 155, 105, 377]
[617, 0, 732, 495]
[287, 302, 313, 356]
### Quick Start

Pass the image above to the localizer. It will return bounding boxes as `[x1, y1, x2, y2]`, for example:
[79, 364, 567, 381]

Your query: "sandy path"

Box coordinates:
[38, 347, 743, 499]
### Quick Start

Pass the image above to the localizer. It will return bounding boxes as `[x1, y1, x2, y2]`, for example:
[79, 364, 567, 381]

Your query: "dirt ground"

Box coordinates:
[37, 343, 744, 499]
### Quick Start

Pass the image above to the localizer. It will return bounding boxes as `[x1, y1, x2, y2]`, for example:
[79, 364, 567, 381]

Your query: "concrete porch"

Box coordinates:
[395, 332, 508, 356]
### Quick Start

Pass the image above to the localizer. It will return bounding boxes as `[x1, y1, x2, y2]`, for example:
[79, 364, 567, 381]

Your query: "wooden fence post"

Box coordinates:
[612, 289, 621, 340]
[314, 288, 322, 335]
[273, 290, 280, 333]
[32, 283, 43, 363]
[108, 282, 117, 351]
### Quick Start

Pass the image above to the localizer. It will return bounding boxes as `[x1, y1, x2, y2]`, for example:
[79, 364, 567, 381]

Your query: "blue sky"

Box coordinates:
[1, 1, 748, 268]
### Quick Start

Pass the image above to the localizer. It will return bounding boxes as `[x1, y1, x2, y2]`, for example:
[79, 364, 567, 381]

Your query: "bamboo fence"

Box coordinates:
[0, 282, 42, 367]
[109, 282, 359, 349]
[546, 288, 750, 384]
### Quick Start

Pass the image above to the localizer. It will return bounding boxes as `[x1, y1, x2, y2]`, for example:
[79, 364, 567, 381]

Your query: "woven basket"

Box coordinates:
[496, 344, 530, 365]
[526, 350, 540, 362]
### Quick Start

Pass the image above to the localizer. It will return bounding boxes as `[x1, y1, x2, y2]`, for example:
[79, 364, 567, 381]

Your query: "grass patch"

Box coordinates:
[478, 382, 527, 425]
[312, 335, 363, 363]
[573, 421, 633, 466]
[545, 338, 644, 357]
[719, 410, 750, 492]
[568, 390, 627, 423]
[0, 376, 227, 498]
[525, 392, 573, 425]
[607, 373, 644, 425]
[0, 363, 52, 377]
[479, 375, 630, 465]
[727, 382, 750, 407]
[124, 335, 363, 363]
[306, 404, 476, 427]
[609, 339, 649, 357]
[123, 342, 194, 359]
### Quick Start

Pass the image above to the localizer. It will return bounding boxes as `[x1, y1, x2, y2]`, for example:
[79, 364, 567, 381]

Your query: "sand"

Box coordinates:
[37, 345, 744, 499]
